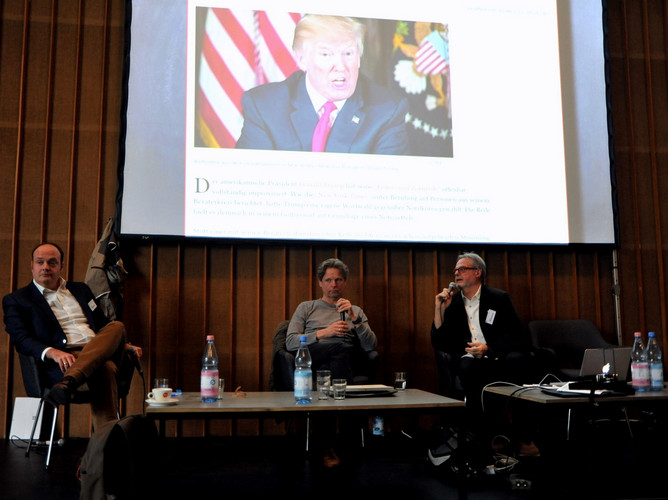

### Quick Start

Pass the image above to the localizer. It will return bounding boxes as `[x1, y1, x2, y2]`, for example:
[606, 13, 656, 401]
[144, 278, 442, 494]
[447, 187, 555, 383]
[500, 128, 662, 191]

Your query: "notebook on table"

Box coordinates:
[332, 384, 398, 398]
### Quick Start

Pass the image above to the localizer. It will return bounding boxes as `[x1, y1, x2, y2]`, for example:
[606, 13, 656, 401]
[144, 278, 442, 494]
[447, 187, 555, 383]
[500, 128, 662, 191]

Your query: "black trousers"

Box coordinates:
[307, 341, 365, 384]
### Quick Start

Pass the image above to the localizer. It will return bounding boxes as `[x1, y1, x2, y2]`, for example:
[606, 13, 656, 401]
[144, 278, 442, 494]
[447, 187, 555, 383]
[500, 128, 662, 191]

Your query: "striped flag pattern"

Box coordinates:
[196, 8, 301, 148]
[414, 31, 448, 76]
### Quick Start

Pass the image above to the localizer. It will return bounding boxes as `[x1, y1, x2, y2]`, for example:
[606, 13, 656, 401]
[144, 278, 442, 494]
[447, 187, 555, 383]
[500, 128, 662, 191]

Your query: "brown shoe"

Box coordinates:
[46, 376, 77, 406]
[323, 448, 341, 468]
[518, 440, 540, 457]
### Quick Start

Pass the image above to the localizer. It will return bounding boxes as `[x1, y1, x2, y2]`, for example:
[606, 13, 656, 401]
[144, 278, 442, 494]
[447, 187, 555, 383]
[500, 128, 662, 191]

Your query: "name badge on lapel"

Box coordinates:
[88, 299, 97, 311]
[485, 309, 496, 325]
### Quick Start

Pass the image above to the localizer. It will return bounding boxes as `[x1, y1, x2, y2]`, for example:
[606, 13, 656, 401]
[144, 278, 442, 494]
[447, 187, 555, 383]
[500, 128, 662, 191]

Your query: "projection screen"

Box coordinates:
[118, 0, 617, 245]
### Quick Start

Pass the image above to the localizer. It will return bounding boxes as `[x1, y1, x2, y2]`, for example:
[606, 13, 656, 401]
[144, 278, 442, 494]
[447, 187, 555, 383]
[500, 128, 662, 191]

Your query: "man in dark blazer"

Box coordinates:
[429, 252, 537, 463]
[235, 14, 410, 155]
[431, 252, 531, 411]
[3, 242, 141, 429]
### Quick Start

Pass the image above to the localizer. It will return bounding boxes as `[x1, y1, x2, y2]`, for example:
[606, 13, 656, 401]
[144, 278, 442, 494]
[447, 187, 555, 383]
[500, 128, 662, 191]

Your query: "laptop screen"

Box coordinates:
[579, 347, 632, 381]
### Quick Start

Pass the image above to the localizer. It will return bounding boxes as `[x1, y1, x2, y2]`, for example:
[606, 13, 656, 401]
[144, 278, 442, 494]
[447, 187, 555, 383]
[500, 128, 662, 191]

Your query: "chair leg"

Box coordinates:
[45, 405, 59, 470]
[26, 398, 44, 457]
[622, 407, 634, 439]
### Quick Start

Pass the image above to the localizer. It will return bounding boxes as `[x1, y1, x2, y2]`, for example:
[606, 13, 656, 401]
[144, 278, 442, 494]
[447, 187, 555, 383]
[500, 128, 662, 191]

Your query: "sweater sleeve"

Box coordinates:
[351, 307, 377, 351]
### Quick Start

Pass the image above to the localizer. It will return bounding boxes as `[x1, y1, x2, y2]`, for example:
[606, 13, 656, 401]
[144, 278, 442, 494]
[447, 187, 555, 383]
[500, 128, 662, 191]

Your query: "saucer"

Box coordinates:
[145, 398, 178, 406]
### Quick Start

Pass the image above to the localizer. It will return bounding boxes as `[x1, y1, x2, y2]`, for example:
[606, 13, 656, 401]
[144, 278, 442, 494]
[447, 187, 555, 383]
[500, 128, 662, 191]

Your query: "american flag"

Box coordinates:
[414, 31, 449, 76]
[196, 8, 301, 148]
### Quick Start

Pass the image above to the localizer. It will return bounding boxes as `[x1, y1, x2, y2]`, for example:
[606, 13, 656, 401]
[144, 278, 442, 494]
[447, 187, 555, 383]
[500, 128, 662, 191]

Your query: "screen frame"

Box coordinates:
[115, 0, 619, 248]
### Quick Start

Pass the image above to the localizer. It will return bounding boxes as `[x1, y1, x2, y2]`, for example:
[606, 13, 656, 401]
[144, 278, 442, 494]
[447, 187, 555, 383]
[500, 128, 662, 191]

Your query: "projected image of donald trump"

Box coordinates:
[235, 14, 411, 154]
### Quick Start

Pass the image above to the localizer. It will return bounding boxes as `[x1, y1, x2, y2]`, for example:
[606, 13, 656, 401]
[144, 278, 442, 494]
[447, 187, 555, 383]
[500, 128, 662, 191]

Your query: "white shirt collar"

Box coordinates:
[33, 277, 66, 295]
[463, 284, 482, 303]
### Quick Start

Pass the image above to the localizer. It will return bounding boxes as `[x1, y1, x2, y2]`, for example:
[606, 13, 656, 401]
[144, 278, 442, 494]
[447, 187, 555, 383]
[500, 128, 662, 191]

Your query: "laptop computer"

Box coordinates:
[579, 346, 632, 381]
[540, 346, 632, 396]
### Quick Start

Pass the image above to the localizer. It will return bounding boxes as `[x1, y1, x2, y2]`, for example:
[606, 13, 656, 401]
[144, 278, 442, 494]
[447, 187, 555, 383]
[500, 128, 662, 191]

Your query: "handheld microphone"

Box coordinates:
[439, 282, 459, 304]
[340, 311, 346, 322]
[36, 438, 65, 447]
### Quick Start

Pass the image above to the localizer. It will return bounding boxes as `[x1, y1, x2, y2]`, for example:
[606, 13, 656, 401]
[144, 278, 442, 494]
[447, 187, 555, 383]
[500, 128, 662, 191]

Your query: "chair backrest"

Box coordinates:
[528, 319, 613, 372]
[18, 353, 94, 399]
[18, 353, 46, 398]
[17, 349, 137, 402]
[117, 348, 139, 399]
[269, 320, 294, 391]
[272, 320, 290, 354]
[268, 319, 379, 389]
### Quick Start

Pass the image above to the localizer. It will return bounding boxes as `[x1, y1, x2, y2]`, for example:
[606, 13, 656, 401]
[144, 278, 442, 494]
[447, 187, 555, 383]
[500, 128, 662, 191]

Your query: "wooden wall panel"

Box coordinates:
[260, 246, 288, 386]
[2, 0, 668, 438]
[413, 248, 439, 390]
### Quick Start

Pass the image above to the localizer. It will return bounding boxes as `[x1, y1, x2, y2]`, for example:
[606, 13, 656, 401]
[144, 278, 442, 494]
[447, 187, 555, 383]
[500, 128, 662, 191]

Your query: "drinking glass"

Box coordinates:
[316, 370, 331, 400]
[394, 372, 407, 391]
[332, 379, 347, 400]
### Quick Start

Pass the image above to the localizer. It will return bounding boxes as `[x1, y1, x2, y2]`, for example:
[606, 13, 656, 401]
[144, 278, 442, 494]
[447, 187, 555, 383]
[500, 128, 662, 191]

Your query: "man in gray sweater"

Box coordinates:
[286, 258, 377, 384]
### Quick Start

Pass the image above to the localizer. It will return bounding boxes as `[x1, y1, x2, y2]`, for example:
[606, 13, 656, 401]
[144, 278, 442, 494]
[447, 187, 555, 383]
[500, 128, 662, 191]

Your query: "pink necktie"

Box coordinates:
[311, 101, 336, 152]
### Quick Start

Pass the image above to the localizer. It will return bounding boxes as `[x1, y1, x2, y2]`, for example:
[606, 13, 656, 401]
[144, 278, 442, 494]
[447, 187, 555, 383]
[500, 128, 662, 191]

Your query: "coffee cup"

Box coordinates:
[148, 387, 173, 402]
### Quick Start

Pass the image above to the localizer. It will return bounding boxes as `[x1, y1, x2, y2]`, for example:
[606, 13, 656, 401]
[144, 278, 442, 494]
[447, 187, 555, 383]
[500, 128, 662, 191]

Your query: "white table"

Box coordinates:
[145, 388, 464, 421]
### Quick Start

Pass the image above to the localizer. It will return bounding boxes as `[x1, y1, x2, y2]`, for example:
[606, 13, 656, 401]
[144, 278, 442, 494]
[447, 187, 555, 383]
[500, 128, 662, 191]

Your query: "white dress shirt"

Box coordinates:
[305, 77, 346, 126]
[34, 278, 96, 359]
[462, 285, 487, 357]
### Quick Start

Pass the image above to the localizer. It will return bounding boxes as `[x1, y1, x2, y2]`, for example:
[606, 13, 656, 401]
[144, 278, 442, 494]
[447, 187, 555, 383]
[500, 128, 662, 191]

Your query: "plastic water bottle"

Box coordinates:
[372, 416, 385, 437]
[646, 331, 664, 392]
[201, 335, 219, 402]
[631, 331, 649, 392]
[294, 335, 312, 404]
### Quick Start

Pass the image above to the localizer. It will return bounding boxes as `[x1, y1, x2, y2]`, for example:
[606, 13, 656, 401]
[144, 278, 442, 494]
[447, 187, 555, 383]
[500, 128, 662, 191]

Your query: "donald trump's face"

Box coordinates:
[298, 35, 361, 102]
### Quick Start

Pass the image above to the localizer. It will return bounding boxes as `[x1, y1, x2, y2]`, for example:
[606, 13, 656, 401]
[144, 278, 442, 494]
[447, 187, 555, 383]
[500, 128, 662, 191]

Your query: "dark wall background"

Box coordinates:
[1, 0, 666, 438]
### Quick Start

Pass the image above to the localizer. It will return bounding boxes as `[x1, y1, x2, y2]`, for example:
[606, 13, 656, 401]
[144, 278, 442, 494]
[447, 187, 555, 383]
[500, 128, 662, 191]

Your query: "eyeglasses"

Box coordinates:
[453, 266, 477, 274]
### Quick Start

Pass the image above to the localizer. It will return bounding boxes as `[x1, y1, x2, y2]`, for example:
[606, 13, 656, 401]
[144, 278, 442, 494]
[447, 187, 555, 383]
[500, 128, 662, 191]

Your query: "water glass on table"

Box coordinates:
[394, 371, 407, 391]
[332, 379, 347, 400]
[218, 377, 225, 400]
[316, 370, 331, 400]
[154, 378, 169, 388]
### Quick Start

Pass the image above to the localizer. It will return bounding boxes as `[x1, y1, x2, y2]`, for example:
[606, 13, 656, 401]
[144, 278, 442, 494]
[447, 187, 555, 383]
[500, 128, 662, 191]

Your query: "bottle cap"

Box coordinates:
[206, 334, 215, 340]
[299, 335, 307, 342]
[648, 331, 656, 337]
[634, 331, 642, 337]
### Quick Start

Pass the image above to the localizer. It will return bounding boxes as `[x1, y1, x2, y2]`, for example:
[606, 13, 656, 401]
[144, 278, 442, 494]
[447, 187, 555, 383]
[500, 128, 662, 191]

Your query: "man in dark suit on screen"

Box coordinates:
[236, 14, 410, 155]
[3, 242, 142, 429]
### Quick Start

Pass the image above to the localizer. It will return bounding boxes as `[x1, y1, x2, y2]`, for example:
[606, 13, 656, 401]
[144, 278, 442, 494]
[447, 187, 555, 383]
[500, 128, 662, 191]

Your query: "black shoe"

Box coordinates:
[46, 376, 77, 406]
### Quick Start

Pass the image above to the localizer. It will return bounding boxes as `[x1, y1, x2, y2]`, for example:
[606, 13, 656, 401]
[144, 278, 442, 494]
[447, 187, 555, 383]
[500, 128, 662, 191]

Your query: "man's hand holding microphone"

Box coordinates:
[434, 282, 459, 328]
[315, 298, 357, 340]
